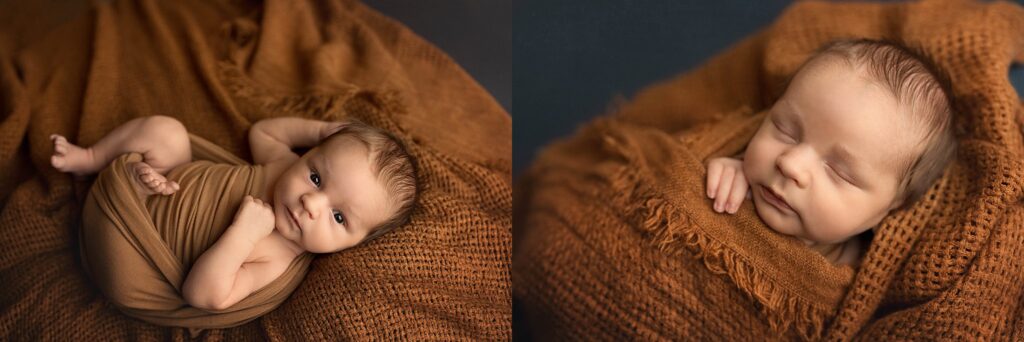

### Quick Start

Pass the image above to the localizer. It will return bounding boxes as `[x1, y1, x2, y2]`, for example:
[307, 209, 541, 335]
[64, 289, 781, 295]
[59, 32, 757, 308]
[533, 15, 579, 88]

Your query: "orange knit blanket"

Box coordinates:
[514, 0, 1024, 340]
[0, 0, 510, 340]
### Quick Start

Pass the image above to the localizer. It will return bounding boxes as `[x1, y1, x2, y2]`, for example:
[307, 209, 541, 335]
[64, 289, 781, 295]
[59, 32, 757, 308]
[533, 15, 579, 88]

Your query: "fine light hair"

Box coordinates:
[795, 39, 957, 210]
[323, 120, 417, 243]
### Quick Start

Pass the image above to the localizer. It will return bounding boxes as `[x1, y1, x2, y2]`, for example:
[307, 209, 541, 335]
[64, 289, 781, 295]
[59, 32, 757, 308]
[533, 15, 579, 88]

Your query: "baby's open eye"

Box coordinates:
[309, 169, 321, 187]
[332, 209, 345, 225]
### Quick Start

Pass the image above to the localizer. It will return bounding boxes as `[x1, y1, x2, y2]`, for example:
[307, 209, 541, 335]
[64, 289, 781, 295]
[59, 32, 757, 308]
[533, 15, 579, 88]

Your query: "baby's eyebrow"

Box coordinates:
[319, 154, 335, 178]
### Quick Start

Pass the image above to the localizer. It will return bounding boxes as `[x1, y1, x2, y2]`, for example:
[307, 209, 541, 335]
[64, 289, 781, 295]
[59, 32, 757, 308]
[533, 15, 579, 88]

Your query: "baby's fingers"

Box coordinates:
[714, 167, 735, 212]
[707, 161, 724, 198]
[725, 174, 749, 214]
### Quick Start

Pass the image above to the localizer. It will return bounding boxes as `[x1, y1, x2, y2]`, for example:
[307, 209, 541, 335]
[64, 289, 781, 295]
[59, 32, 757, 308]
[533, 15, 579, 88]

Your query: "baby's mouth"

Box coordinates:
[760, 185, 795, 213]
[288, 209, 301, 231]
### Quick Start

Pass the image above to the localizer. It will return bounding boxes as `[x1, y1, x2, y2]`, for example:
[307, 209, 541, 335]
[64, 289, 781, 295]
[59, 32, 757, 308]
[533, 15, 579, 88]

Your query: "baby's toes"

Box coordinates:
[50, 134, 66, 144]
[148, 179, 167, 192]
[147, 179, 167, 191]
[50, 155, 66, 169]
[134, 164, 153, 176]
[51, 135, 69, 148]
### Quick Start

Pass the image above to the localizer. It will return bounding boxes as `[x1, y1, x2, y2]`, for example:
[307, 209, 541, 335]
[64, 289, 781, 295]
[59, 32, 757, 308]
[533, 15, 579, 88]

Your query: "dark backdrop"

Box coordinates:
[512, 0, 1024, 178]
[363, 0, 512, 112]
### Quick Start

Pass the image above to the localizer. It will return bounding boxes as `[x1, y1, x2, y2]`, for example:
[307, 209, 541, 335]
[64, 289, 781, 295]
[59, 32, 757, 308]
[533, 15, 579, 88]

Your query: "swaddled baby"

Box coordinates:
[50, 117, 417, 311]
[705, 39, 956, 265]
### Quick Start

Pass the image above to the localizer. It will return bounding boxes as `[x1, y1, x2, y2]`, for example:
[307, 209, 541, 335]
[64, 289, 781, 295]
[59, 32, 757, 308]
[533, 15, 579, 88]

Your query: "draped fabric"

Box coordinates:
[80, 135, 314, 332]
[514, 0, 1024, 340]
[0, 0, 511, 340]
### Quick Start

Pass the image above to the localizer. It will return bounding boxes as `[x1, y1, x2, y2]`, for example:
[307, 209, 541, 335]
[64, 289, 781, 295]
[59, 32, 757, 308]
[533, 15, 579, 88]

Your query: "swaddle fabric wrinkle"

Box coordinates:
[80, 141, 314, 330]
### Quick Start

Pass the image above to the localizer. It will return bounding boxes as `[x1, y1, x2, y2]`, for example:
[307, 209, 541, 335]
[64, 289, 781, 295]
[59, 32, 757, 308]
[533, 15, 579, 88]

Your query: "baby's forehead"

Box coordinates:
[313, 140, 396, 224]
[316, 144, 373, 174]
[859, 132, 924, 183]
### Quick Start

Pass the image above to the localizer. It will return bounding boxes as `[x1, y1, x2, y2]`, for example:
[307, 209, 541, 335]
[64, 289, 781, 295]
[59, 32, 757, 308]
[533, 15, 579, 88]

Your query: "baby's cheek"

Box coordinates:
[305, 224, 336, 252]
[742, 138, 775, 180]
[805, 202, 857, 243]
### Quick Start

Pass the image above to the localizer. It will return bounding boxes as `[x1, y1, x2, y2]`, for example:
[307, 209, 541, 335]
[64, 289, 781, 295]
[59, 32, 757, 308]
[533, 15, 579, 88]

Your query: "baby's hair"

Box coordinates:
[797, 39, 957, 210]
[322, 119, 418, 243]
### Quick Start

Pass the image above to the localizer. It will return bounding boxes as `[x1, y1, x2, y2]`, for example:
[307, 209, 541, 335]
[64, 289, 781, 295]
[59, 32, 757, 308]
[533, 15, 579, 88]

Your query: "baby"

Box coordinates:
[704, 39, 956, 265]
[50, 116, 417, 310]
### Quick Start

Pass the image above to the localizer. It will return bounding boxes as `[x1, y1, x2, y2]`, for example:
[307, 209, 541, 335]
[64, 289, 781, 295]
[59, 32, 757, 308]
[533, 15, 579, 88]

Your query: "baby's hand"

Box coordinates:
[231, 196, 276, 244]
[706, 157, 751, 214]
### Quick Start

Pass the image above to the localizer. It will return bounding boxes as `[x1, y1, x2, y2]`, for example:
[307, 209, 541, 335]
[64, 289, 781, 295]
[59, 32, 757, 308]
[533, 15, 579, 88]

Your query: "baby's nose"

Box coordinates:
[776, 147, 813, 188]
[300, 192, 327, 219]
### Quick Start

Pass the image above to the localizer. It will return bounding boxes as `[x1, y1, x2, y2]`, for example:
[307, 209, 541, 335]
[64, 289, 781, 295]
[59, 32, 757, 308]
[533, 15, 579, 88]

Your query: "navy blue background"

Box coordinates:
[511, 0, 1024, 178]
[363, 0, 513, 112]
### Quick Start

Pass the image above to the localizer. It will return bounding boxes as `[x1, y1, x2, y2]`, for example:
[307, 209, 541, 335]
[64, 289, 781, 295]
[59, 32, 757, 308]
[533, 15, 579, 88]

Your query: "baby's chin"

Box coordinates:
[754, 201, 859, 246]
[264, 198, 307, 249]
[752, 199, 804, 238]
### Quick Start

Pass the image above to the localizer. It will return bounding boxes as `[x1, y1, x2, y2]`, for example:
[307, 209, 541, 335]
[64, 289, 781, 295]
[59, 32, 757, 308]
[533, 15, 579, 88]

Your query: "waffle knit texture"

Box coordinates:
[513, 0, 1024, 340]
[0, 0, 511, 340]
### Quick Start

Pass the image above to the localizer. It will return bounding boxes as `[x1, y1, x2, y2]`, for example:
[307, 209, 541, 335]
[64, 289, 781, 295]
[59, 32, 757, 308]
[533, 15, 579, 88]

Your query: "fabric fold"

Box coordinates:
[80, 134, 314, 330]
[514, 0, 1024, 340]
[517, 110, 853, 340]
[0, 0, 510, 339]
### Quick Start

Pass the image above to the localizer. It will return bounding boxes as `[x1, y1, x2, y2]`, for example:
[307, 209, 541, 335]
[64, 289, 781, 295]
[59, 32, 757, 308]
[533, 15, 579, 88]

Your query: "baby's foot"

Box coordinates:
[128, 161, 180, 197]
[49, 134, 98, 176]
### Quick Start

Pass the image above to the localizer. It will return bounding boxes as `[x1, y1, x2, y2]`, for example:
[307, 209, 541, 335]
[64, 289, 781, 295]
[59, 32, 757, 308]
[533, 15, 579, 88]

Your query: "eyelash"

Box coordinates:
[772, 121, 855, 186]
[308, 168, 346, 225]
[773, 120, 797, 143]
[826, 164, 857, 186]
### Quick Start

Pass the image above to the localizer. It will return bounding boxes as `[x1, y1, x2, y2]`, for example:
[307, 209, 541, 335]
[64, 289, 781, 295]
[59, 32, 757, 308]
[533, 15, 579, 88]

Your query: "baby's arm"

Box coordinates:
[706, 157, 750, 214]
[182, 196, 284, 310]
[248, 117, 345, 165]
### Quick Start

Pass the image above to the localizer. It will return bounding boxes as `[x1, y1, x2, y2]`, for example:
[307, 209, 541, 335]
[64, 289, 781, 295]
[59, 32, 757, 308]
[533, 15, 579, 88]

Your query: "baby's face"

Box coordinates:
[272, 137, 392, 253]
[742, 61, 921, 244]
